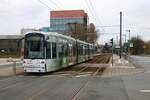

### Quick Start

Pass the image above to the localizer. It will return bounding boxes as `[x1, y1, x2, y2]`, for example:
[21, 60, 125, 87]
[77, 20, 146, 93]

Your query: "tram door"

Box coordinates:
[68, 43, 73, 65]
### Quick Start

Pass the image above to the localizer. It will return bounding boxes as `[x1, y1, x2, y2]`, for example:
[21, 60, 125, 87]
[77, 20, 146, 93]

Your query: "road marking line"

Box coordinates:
[28, 89, 47, 100]
[140, 90, 150, 93]
[0, 76, 15, 82]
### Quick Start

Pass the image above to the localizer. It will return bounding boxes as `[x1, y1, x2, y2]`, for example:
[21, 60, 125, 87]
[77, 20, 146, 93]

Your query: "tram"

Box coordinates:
[23, 31, 94, 72]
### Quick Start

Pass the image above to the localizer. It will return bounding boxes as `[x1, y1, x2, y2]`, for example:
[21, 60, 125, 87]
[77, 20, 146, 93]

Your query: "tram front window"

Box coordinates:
[24, 34, 44, 59]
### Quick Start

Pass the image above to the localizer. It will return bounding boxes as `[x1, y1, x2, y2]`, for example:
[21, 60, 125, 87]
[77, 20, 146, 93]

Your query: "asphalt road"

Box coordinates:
[0, 55, 150, 100]
[0, 74, 129, 100]
[122, 56, 150, 100]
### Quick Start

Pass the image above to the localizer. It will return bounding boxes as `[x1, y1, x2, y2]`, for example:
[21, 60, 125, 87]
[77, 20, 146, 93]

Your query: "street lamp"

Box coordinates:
[125, 30, 131, 61]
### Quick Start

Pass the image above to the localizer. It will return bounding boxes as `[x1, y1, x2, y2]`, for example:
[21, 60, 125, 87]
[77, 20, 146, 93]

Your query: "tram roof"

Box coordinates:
[25, 31, 75, 41]
[25, 31, 93, 45]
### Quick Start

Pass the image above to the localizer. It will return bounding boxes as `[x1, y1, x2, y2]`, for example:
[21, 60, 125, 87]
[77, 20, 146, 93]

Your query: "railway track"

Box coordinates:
[88, 53, 112, 64]
[70, 64, 105, 100]
[21, 60, 106, 100]
[51, 53, 112, 77]
[25, 66, 104, 100]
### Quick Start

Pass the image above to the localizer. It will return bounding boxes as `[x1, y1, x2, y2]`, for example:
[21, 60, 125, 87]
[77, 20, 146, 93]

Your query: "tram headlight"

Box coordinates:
[23, 61, 26, 63]
[40, 61, 45, 64]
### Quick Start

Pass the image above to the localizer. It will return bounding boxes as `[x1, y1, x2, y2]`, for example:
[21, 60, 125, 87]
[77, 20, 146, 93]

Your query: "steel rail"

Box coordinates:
[71, 66, 102, 100]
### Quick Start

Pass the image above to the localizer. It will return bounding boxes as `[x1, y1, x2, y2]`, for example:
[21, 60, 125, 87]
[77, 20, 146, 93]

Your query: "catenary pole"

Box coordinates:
[120, 12, 122, 59]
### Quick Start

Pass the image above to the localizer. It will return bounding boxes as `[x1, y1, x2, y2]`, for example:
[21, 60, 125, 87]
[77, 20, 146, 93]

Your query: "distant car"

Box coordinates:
[1, 49, 5, 53]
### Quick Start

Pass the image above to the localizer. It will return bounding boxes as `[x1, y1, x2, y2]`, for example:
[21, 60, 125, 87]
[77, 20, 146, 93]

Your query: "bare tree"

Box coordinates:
[130, 36, 144, 55]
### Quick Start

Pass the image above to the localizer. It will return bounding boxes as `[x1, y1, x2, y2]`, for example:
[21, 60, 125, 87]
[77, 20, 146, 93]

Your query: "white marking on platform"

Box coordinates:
[135, 61, 150, 63]
[110, 66, 135, 68]
[140, 90, 150, 93]
[76, 74, 90, 77]
[145, 71, 150, 73]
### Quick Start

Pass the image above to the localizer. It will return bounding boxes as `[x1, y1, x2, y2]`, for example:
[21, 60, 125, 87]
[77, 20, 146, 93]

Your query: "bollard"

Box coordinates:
[128, 55, 131, 63]
[13, 61, 16, 75]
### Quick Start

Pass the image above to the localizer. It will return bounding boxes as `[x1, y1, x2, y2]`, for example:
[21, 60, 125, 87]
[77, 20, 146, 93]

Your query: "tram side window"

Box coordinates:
[79, 45, 82, 55]
[83, 46, 85, 55]
[81, 45, 83, 55]
[78, 44, 80, 55]
[46, 42, 51, 59]
[64, 44, 68, 57]
[73, 44, 76, 56]
[78, 44, 81, 55]
[58, 43, 63, 57]
[85, 46, 87, 55]
[69, 44, 73, 57]
[86, 46, 88, 55]
[52, 42, 57, 59]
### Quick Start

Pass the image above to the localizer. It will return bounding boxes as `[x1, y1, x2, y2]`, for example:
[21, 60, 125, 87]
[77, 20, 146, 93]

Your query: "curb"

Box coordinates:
[0, 62, 24, 76]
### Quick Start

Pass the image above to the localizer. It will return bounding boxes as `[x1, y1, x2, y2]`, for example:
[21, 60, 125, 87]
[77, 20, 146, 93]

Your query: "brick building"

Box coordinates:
[50, 10, 88, 36]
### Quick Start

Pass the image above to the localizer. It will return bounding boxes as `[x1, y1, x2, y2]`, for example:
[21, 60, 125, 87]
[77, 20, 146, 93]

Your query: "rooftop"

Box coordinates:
[0, 35, 23, 39]
[50, 10, 88, 18]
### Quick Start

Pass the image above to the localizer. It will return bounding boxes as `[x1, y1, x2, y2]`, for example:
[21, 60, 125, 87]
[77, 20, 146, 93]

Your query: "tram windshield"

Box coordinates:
[24, 34, 45, 59]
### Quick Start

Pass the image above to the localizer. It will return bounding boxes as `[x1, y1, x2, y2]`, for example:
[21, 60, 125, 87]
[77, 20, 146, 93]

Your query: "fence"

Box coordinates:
[122, 53, 142, 68]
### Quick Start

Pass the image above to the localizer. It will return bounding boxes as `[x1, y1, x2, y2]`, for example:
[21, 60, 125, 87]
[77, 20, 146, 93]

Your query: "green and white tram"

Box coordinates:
[23, 31, 94, 73]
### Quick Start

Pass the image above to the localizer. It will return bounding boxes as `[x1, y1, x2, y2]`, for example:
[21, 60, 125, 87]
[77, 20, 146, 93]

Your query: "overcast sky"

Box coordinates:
[0, 0, 150, 44]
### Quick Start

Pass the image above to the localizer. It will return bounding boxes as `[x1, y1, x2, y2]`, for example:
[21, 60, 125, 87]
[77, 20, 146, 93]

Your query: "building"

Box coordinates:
[50, 10, 88, 36]
[40, 27, 54, 32]
[0, 35, 23, 58]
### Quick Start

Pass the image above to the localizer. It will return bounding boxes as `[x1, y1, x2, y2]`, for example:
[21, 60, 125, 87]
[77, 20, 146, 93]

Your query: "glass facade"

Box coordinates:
[50, 17, 85, 32]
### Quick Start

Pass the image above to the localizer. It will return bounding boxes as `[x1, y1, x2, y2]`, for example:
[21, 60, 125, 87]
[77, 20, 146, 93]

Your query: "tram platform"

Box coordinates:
[101, 54, 144, 77]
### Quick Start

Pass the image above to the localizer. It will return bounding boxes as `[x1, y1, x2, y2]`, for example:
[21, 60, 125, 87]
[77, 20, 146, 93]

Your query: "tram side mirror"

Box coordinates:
[44, 40, 47, 47]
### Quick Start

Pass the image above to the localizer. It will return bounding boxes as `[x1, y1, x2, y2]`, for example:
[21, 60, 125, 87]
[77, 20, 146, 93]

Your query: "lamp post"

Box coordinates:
[119, 12, 122, 59]
[126, 30, 131, 61]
